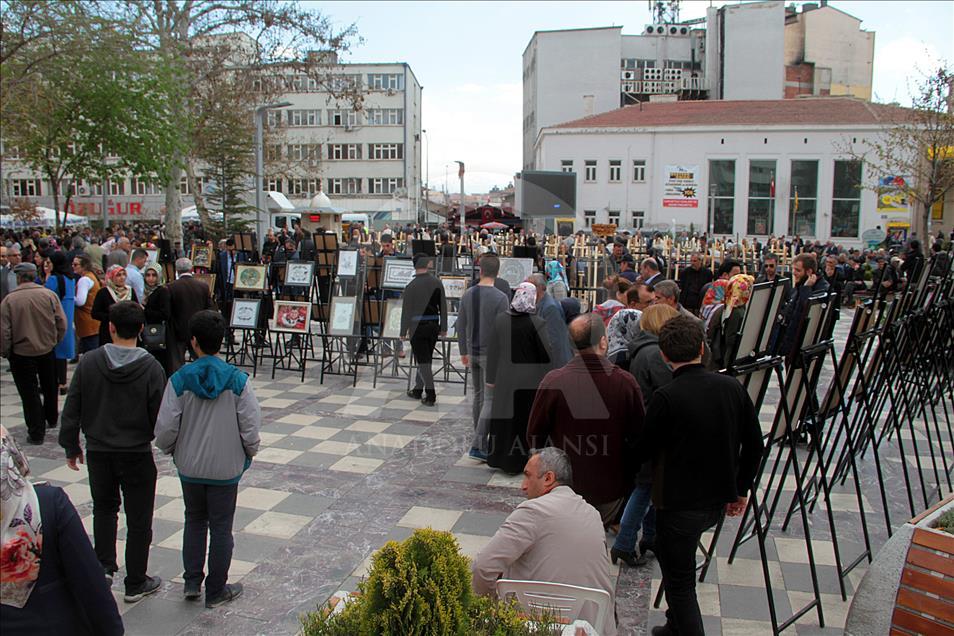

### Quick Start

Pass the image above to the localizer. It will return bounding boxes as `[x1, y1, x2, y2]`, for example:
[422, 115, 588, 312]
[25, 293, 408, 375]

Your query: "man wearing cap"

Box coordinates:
[0, 262, 67, 444]
[618, 255, 638, 283]
[400, 253, 447, 406]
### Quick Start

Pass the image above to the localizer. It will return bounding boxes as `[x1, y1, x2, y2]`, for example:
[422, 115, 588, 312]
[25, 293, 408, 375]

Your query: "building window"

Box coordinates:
[608, 209, 620, 225]
[266, 144, 281, 162]
[366, 73, 404, 91]
[131, 177, 161, 195]
[9, 179, 41, 197]
[287, 109, 320, 127]
[609, 160, 622, 183]
[266, 111, 282, 128]
[327, 178, 362, 195]
[832, 160, 862, 238]
[265, 178, 282, 192]
[369, 177, 404, 194]
[747, 160, 775, 235]
[708, 160, 735, 235]
[329, 144, 361, 160]
[109, 179, 125, 196]
[631, 210, 645, 229]
[178, 177, 191, 195]
[561, 160, 573, 173]
[584, 160, 597, 182]
[287, 144, 319, 162]
[328, 110, 359, 127]
[369, 143, 404, 160]
[632, 159, 646, 182]
[584, 210, 595, 227]
[790, 159, 819, 236]
[287, 179, 320, 196]
[365, 108, 404, 125]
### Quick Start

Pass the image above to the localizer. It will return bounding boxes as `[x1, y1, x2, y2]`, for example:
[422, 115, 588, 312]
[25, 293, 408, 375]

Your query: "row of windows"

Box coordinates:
[582, 210, 645, 229]
[265, 108, 404, 128]
[562, 159, 646, 183]
[254, 73, 404, 93]
[266, 143, 404, 162]
[6, 178, 158, 197]
[265, 177, 405, 196]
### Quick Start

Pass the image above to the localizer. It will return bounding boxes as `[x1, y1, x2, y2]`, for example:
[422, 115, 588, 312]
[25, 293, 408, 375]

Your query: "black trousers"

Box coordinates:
[409, 320, 440, 396]
[86, 451, 157, 589]
[656, 507, 722, 636]
[9, 350, 58, 440]
[181, 481, 239, 599]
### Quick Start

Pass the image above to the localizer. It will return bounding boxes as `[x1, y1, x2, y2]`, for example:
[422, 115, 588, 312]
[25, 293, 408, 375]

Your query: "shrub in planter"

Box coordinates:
[935, 508, 954, 535]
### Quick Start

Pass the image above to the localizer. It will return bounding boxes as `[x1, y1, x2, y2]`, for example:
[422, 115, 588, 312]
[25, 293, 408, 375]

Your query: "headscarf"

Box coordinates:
[560, 297, 581, 325]
[105, 264, 133, 303]
[510, 282, 537, 314]
[1, 426, 43, 608]
[701, 279, 730, 329]
[49, 251, 71, 300]
[593, 299, 624, 326]
[723, 274, 755, 321]
[142, 263, 164, 302]
[545, 260, 569, 288]
[607, 308, 642, 358]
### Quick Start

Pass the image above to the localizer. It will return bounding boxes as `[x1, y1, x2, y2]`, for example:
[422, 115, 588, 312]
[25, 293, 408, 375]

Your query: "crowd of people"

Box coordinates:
[0, 219, 949, 634]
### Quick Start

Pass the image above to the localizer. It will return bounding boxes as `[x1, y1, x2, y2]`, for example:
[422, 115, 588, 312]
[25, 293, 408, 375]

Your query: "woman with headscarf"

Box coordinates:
[44, 252, 76, 394]
[699, 278, 730, 331]
[484, 282, 554, 474]
[544, 260, 569, 300]
[707, 274, 756, 369]
[142, 263, 175, 377]
[605, 299, 643, 369]
[0, 426, 123, 634]
[91, 265, 138, 346]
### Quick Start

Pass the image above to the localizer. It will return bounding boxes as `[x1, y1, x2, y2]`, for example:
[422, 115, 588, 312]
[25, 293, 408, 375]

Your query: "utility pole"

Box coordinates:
[455, 161, 465, 229]
[254, 101, 291, 249]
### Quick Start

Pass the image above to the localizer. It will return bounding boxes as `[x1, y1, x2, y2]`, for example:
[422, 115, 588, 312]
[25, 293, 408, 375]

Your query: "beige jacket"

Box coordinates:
[471, 485, 617, 635]
[0, 283, 67, 357]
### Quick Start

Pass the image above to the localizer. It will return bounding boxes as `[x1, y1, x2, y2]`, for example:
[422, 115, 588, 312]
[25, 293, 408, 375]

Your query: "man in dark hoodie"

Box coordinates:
[59, 300, 166, 602]
[155, 310, 261, 608]
[400, 253, 447, 406]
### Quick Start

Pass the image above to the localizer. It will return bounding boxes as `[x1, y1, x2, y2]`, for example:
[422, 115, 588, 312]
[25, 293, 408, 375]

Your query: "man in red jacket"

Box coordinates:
[527, 313, 644, 527]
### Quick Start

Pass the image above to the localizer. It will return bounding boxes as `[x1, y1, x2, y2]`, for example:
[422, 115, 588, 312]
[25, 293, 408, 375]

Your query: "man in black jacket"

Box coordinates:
[167, 257, 214, 372]
[59, 301, 166, 602]
[401, 253, 447, 406]
[642, 316, 763, 636]
[771, 252, 830, 363]
[677, 252, 712, 314]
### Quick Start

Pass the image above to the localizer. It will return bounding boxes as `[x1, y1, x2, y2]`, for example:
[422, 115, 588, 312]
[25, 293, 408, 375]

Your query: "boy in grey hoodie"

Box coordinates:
[60, 300, 165, 602]
[154, 310, 260, 608]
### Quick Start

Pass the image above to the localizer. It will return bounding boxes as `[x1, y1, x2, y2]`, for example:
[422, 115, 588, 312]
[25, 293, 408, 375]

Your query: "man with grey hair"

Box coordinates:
[639, 257, 663, 286]
[167, 257, 213, 372]
[677, 251, 712, 313]
[472, 447, 617, 635]
[526, 273, 572, 367]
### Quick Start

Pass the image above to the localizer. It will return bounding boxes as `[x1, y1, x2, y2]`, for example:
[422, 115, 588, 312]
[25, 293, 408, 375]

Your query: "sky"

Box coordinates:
[313, 0, 954, 194]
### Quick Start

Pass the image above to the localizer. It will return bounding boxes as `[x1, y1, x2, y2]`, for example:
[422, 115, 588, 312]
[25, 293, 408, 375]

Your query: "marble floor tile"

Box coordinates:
[329, 456, 384, 474]
[242, 511, 312, 539]
[397, 506, 463, 531]
[253, 447, 304, 464]
[237, 486, 291, 511]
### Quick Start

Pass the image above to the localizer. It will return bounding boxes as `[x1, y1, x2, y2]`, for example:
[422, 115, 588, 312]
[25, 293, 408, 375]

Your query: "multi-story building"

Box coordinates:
[1, 56, 423, 226]
[534, 97, 927, 245]
[523, 0, 875, 170]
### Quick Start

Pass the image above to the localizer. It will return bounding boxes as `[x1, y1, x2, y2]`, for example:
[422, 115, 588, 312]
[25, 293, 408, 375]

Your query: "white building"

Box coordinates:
[522, 1, 875, 169]
[534, 97, 917, 245]
[1, 60, 423, 227]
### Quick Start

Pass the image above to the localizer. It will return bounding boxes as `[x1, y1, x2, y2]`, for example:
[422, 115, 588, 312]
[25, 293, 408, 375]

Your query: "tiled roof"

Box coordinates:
[549, 98, 911, 130]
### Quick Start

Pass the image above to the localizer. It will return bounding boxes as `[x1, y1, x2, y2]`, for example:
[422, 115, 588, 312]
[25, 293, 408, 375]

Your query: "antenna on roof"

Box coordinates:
[649, 0, 680, 24]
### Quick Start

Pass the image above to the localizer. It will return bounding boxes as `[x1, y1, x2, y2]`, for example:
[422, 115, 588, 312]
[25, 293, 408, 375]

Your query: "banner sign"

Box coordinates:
[876, 175, 910, 214]
[662, 165, 699, 208]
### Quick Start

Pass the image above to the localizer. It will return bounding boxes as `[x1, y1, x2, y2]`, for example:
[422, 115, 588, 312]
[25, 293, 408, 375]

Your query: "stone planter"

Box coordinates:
[845, 495, 954, 635]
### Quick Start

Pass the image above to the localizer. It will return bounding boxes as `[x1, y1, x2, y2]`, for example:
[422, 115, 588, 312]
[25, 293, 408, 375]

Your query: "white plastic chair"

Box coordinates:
[495, 579, 610, 633]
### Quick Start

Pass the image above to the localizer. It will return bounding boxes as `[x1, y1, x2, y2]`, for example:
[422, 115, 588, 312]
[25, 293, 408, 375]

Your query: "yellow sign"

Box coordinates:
[591, 223, 618, 237]
[932, 199, 944, 221]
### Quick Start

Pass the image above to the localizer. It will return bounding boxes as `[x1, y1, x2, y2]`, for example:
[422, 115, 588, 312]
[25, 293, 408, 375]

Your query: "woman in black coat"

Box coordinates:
[485, 282, 554, 474]
[142, 264, 176, 377]
[91, 265, 139, 345]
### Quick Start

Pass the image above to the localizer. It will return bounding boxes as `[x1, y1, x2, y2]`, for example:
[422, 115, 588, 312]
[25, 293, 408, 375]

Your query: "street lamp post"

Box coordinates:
[708, 183, 717, 238]
[454, 160, 464, 229]
[421, 129, 429, 226]
[254, 101, 291, 250]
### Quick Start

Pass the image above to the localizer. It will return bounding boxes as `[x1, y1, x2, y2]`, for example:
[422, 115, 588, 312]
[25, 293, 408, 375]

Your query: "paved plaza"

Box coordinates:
[1, 313, 951, 635]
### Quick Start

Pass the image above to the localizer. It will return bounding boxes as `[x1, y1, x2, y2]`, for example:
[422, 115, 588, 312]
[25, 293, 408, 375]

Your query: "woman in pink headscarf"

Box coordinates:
[706, 274, 755, 369]
[483, 282, 554, 473]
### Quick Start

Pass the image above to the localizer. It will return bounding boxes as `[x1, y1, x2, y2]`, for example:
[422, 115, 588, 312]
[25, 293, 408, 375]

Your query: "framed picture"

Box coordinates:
[337, 250, 359, 278]
[498, 257, 534, 288]
[190, 243, 213, 269]
[441, 276, 468, 300]
[234, 264, 267, 291]
[328, 296, 358, 336]
[272, 300, 311, 333]
[284, 261, 314, 287]
[145, 249, 158, 264]
[230, 298, 261, 329]
[233, 233, 255, 252]
[194, 273, 216, 296]
[382, 258, 416, 289]
[456, 256, 472, 271]
[382, 298, 403, 339]
[446, 313, 458, 339]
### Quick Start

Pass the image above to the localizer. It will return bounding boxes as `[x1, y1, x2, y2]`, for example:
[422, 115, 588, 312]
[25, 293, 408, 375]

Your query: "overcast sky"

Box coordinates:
[314, 0, 954, 194]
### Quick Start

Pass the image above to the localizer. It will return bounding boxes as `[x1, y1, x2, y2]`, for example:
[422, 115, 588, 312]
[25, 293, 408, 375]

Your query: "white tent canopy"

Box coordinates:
[0, 206, 88, 229]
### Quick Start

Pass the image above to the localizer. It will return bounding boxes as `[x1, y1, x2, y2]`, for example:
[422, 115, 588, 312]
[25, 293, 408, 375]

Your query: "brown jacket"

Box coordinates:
[74, 272, 102, 338]
[0, 283, 67, 357]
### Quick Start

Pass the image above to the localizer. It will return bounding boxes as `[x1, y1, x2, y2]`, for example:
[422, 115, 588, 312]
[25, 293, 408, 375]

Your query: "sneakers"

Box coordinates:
[124, 575, 162, 603]
[468, 448, 488, 462]
[406, 389, 423, 399]
[206, 583, 243, 608]
[184, 581, 202, 601]
[105, 568, 115, 584]
[420, 395, 436, 407]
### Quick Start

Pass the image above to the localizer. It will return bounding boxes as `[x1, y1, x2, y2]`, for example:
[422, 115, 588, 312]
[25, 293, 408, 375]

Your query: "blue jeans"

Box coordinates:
[181, 481, 238, 599]
[613, 483, 655, 553]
